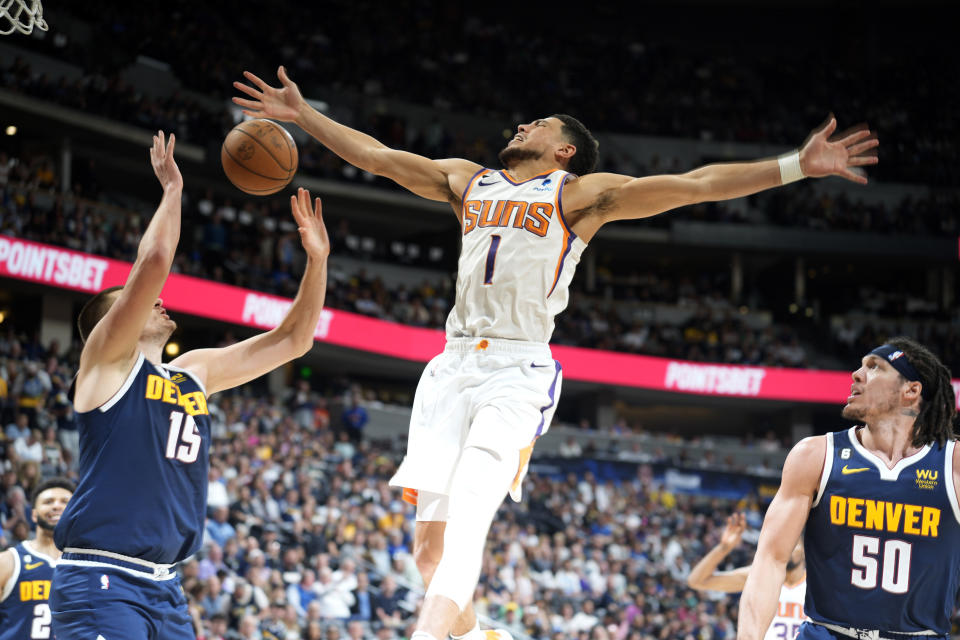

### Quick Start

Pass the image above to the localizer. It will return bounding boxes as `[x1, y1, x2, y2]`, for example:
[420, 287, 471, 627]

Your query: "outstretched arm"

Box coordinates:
[566, 116, 878, 239]
[170, 188, 330, 395]
[81, 132, 183, 368]
[687, 512, 751, 593]
[74, 132, 183, 411]
[737, 436, 824, 640]
[234, 67, 480, 207]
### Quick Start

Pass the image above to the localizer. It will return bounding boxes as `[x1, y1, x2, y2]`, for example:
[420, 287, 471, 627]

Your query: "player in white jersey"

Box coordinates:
[234, 66, 879, 640]
[688, 513, 807, 640]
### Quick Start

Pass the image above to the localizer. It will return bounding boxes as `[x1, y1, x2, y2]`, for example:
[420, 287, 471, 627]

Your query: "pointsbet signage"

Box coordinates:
[3, 235, 956, 407]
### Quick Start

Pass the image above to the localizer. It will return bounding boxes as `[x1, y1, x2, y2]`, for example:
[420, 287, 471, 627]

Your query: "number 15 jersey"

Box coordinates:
[804, 427, 960, 635]
[55, 353, 211, 565]
[446, 169, 586, 344]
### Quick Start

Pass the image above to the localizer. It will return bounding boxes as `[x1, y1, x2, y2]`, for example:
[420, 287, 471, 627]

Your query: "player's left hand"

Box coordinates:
[718, 512, 747, 551]
[799, 115, 879, 185]
[290, 187, 330, 259]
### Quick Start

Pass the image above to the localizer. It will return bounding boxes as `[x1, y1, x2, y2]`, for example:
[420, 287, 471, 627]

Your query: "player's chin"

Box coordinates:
[841, 403, 863, 421]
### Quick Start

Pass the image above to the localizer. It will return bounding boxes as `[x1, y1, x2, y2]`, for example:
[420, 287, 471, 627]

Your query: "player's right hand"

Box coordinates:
[150, 131, 182, 192]
[233, 66, 304, 123]
[719, 512, 747, 551]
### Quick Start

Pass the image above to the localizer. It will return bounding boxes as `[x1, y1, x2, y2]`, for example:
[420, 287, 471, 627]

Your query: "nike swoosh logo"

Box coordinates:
[841, 465, 871, 475]
[24, 562, 44, 570]
[530, 363, 552, 368]
[478, 179, 498, 187]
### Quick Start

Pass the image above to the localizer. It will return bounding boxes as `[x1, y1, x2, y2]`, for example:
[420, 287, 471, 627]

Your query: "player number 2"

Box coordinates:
[165, 411, 201, 464]
[851, 534, 911, 594]
[31, 603, 51, 639]
[483, 235, 502, 285]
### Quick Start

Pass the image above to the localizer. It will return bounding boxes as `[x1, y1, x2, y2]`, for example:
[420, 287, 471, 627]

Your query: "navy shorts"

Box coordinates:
[796, 622, 949, 640]
[50, 564, 193, 640]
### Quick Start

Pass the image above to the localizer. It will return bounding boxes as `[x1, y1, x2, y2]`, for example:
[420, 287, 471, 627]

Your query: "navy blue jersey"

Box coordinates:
[55, 354, 211, 564]
[805, 427, 960, 635]
[0, 542, 56, 640]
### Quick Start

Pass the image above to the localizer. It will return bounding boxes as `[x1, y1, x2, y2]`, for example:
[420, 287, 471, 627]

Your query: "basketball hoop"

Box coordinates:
[0, 0, 48, 36]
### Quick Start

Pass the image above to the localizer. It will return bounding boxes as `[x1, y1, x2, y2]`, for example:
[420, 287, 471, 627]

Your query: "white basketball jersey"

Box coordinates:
[763, 579, 806, 640]
[445, 168, 586, 343]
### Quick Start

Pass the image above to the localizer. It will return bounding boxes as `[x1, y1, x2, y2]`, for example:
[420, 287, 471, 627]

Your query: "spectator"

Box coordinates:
[12, 361, 51, 426]
[349, 571, 375, 623]
[288, 568, 320, 617]
[207, 505, 238, 548]
[13, 429, 43, 463]
[372, 575, 405, 629]
[232, 613, 262, 640]
[315, 567, 354, 619]
[4, 413, 30, 442]
[340, 393, 368, 444]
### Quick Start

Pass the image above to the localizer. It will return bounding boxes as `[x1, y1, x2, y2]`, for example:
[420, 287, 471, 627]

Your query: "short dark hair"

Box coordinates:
[885, 336, 957, 448]
[551, 114, 599, 176]
[77, 285, 123, 343]
[31, 477, 75, 507]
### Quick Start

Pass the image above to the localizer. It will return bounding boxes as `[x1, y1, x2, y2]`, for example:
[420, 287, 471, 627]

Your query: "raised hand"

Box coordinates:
[799, 115, 879, 185]
[150, 131, 182, 192]
[719, 512, 747, 551]
[290, 187, 330, 260]
[233, 66, 305, 123]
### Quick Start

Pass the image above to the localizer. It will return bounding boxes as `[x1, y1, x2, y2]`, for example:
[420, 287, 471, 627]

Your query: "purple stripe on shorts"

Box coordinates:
[534, 361, 562, 437]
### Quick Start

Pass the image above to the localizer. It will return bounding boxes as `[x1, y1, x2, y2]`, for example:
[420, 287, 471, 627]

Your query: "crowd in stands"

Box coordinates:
[4, 150, 959, 375]
[4, 47, 958, 237]
[5, 1, 958, 188]
[753, 184, 960, 236]
[1, 325, 785, 640]
[3, 7, 959, 639]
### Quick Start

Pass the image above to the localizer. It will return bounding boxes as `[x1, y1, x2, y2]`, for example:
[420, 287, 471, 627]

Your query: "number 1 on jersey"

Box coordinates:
[484, 235, 502, 285]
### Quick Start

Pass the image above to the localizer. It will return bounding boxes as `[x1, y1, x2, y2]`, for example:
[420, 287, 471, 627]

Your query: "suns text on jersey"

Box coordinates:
[462, 200, 554, 237]
[829, 495, 940, 537]
[144, 375, 209, 416]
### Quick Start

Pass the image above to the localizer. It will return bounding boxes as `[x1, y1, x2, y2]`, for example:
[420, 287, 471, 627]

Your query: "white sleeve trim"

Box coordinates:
[811, 433, 834, 508]
[0, 547, 20, 602]
[98, 352, 146, 413]
[944, 440, 960, 526]
[21, 540, 57, 566]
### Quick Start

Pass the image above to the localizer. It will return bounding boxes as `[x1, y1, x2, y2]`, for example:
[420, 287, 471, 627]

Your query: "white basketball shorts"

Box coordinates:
[389, 337, 562, 505]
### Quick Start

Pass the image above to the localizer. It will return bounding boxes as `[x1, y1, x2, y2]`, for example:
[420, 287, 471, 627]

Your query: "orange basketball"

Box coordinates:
[221, 119, 298, 195]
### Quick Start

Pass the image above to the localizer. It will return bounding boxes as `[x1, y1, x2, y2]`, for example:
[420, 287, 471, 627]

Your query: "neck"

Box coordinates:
[505, 159, 561, 182]
[859, 419, 922, 466]
[29, 530, 62, 559]
[140, 340, 165, 364]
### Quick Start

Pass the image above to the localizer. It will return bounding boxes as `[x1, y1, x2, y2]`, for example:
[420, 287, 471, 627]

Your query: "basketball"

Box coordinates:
[221, 119, 298, 195]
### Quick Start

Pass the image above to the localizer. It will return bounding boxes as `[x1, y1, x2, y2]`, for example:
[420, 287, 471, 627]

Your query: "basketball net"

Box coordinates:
[0, 0, 48, 36]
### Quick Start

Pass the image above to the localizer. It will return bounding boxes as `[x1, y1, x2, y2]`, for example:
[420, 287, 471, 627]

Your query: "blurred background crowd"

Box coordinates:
[1, 1, 957, 638]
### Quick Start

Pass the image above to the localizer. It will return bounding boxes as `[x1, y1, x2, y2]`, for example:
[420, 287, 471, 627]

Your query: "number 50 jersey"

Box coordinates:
[55, 353, 211, 565]
[804, 427, 960, 635]
[446, 169, 586, 344]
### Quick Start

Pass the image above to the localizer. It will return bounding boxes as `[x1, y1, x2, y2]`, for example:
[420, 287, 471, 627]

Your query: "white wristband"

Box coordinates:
[778, 150, 805, 185]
